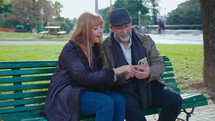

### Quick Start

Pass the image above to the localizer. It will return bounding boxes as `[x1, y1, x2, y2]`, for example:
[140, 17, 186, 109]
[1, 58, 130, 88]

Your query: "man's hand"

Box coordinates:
[113, 65, 135, 80]
[134, 62, 151, 79]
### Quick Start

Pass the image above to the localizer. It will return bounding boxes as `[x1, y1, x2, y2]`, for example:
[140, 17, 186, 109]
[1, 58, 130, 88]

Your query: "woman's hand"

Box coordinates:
[113, 65, 135, 80]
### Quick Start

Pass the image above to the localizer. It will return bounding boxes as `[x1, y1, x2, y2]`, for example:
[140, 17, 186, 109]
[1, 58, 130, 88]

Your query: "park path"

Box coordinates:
[0, 33, 203, 45]
[146, 99, 215, 121]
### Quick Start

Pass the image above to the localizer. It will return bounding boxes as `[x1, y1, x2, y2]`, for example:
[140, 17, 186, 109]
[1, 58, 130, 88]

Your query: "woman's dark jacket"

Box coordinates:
[44, 41, 115, 121]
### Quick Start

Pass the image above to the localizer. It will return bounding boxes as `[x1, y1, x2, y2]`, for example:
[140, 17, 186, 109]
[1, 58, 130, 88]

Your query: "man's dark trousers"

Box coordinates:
[124, 81, 182, 121]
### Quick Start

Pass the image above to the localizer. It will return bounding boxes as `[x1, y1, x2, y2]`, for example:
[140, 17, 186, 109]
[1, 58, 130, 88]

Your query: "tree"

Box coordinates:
[0, 0, 10, 14]
[53, 1, 63, 17]
[99, 0, 149, 32]
[0, 0, 9, 7]
[145, 0, 159, 25]
[167, 0, 201, 25]
[6, 0, 56, 26]
[113, 0, 148, 25]
[200, 0, 215, 88]
[99, 7, 110, 32]
[0, 0, 12, 28]
[50, 1, 73, 33]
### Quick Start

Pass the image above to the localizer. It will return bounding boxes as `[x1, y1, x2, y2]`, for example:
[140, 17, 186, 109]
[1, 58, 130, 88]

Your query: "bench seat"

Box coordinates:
[0, 56, 208, 121]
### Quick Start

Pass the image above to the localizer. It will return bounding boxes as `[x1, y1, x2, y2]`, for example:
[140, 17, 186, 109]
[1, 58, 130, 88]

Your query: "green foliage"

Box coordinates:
[0, 0, 9, 7]
[166, 0, 201, 25]
[0, 0, 10, 14]
[0, 17, 16, 28]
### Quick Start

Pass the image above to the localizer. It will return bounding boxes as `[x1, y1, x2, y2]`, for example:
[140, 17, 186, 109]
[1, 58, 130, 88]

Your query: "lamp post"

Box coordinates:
[95, 0, 98, 13]
[109, 0, 112, 12]
[138, 10, 141, 27]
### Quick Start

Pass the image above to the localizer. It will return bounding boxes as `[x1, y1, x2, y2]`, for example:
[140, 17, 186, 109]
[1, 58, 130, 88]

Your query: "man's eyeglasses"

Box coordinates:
[113, 23, 131, 32]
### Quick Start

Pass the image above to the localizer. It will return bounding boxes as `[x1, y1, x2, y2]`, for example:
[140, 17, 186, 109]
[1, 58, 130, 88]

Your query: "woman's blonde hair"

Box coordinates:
[71, 12, 104, 67]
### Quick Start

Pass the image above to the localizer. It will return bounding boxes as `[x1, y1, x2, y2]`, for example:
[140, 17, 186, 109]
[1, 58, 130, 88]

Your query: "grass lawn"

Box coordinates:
[0, 44, 205, 94]
[0, 45, 64, 61]
[157, 44, 204, 93]
[0, 32, 70, 41]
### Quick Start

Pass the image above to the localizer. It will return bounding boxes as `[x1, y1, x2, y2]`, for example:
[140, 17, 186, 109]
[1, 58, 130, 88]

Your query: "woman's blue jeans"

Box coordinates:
[80, 91, 126, 121]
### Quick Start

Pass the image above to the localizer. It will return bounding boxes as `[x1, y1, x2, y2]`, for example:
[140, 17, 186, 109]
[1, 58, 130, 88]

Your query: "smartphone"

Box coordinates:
[138, 57, 147, 65]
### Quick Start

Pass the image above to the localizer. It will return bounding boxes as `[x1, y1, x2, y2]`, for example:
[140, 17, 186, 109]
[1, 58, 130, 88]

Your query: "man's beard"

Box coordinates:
[113, 32, 132, 42]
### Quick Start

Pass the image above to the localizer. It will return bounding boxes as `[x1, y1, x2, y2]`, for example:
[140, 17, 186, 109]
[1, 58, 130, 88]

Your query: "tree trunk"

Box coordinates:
[200, 0, 215, 88]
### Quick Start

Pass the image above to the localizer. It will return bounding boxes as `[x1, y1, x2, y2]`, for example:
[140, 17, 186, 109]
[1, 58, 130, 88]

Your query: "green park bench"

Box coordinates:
[0, 56, 208, 121]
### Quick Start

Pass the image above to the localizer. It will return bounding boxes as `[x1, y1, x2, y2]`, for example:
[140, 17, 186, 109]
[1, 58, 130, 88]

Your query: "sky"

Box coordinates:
[51, 0, 187, 19]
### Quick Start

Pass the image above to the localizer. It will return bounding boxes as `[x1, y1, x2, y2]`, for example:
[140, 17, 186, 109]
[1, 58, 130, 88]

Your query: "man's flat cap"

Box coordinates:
[109, 8, 131, 26]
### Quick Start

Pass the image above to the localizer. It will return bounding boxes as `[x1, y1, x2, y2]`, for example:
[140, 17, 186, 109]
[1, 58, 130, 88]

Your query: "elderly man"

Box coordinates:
[103, 8, 182, 121]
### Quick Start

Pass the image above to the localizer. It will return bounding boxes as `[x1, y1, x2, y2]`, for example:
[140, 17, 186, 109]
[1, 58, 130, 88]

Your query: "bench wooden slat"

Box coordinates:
[0, 105, 44, 114]
[0, 110, 43, 120]
[161, 73, 175, 78]
[181, 93, 203, 99]
[182, 100, 208, 109]
[0, 61, 57, 69]
[0, 84, 49, 91]
[163, 78, 176, 83]
[0, 75, 52, 84]
[0, 68, 55, 76]
[174, 88, 181, 93]
[162, 55, 169, 61]
[165, 62, 172, 66]
[0, 91, 47, 100]
[181, 93, 207, 103]
[0, 97, 46, 107]
[165, 67, 174, 72]
[167, 83, 178, 88]
[167, 84, 180, 93]
[1, 117, 47, 121]
[12, 117, 47, 121]
[144, 108, 161, 115]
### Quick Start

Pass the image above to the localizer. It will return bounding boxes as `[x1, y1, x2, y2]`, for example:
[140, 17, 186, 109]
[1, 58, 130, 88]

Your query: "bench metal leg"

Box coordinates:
[183, 108, 195, 121]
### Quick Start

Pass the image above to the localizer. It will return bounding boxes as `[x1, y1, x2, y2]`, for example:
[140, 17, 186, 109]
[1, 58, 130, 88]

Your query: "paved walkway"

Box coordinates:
[0, 33, 203, 45]
[149, 33, 203, 45]
[145, 99, 215, 121]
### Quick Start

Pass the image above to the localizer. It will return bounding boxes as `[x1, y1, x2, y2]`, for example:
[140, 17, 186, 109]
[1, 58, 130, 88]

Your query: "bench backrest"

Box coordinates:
[0, 56, 179, 119]
[0, 61, 57, 119]
[161, 56, 180, 92]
